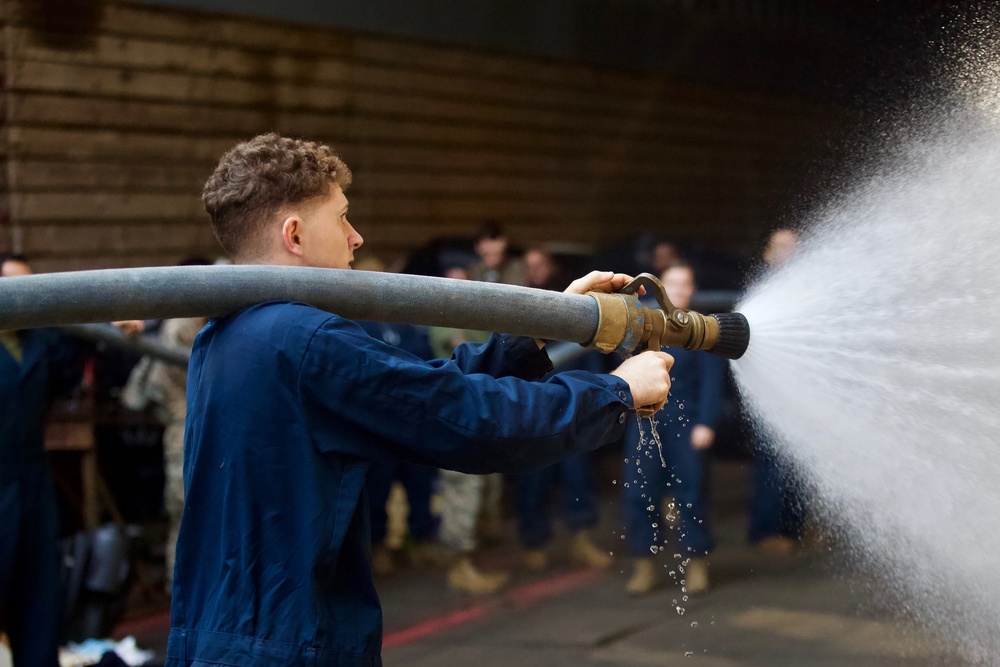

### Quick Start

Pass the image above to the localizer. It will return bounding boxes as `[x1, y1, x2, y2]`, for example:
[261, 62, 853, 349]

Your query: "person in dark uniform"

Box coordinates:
[622, 262, 726, 596]
[166, 134, 674, 667]
[0, 254, 65, 667]
[0, 256, 142, 666]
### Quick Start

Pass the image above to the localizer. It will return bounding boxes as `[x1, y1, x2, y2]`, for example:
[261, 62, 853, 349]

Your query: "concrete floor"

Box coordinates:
[122, 460, 965, 665]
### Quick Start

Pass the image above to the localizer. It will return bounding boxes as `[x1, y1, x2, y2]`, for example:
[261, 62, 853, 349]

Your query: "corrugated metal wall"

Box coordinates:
[0, 0, 846, 272]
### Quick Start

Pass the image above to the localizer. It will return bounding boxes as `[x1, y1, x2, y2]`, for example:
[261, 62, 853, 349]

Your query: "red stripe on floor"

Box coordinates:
[382, 602, 493, 648]
[383, 567, 608, 648]
[504, 567, 606, 608]
[113, 610, 172, 639]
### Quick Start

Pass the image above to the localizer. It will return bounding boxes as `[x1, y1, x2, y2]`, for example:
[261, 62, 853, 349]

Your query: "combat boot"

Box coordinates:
[447, 556, 510, 595]
[684, 557, 710, 594]
[522, 549, 549, 572]
[371, 544, 396, 577]
[625, 557, 658, 596]
[569, 530, 612, 569]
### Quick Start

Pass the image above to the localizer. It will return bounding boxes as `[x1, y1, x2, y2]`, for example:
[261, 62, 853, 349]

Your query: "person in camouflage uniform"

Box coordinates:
[124, 315, 205, 587]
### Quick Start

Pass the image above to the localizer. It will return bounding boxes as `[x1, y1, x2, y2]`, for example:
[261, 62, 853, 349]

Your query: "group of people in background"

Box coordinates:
[0, 221, 807, 664]
[347, 223, 808, 597]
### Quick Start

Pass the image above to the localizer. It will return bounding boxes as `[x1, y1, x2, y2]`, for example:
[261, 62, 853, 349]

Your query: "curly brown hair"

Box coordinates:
[202, 133, 352, 259]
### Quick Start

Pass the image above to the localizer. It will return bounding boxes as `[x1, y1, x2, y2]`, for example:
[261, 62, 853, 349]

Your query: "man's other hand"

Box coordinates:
[610, 351, 673, 414]
[564, 271, 644, 296]
[691, 425, 715, 450]
[113, 320, 145, 338]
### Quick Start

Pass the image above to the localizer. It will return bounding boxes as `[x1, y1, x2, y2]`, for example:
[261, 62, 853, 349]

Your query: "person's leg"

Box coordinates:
[438, 470, 483, 554]
[561, 452, 598, 532]
[776, 459, 806, 539]
[0, 477, 21, 640]
[8, 466, 61, 667]
[399, 463, 437, 543]
[749, 445, 784, 543]
[668, 438, 714, 593]
[366, 460, 399, 575]
[477, 473, 504, 544]
[439, 471, 507, 594]
[163, 420, 186, 586]
[561, 452, 611, 568]
[366, 461, 397, 546]
[669, 441, 715, 558]
[516, 465, 556, 550]
[623, 420, 669, 594]
[623, 428, 668, 558]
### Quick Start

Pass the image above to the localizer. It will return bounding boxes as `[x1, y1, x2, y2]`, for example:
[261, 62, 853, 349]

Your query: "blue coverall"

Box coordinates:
[623, 346, 725, 558]
[0, 330, 66, 667]
[166, 302, 634, 667]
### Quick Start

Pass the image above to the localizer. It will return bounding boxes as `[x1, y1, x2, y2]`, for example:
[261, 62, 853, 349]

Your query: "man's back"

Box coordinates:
[168, 301, 634, 666]
[168, 302, 384, 666]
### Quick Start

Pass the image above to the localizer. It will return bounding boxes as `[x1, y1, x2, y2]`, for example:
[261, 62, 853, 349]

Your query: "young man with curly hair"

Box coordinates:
[166, 133, 673, 667]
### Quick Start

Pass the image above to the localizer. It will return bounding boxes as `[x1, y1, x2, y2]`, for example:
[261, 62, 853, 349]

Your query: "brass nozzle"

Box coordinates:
[586, 273, 750, 359]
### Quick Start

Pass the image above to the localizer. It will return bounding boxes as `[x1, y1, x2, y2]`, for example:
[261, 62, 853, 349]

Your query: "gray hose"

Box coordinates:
[1, 266, 600, 345]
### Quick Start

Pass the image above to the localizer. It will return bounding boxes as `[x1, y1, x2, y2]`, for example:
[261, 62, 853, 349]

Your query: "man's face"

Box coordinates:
[1, 260, 31, 277]
[524, 250, 553, 288]
[297, 185, 363, 270]
[763, 230, 798, 267]
[475, 237, 507, 268]
[662, 266, 695, 311]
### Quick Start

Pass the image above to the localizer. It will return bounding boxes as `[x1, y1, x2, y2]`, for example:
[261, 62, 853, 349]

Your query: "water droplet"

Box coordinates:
[676, 606, 685, 615]
[690, 621, 698, 628]
[650, 546, 658, 554]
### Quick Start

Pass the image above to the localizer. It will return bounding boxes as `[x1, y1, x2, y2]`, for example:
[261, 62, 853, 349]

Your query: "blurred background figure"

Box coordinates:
[523, 248, 566, 292]
[650, 241, 681, 277]
[0, 254, 65, 667]
[468, 220, 525, 286]
[467, 221, 525, 548]
[428, 263, 508, 594]
[121, 257, 211, 591]
[353, 257, 440, 576]
[749, 228, 807, 554]
[515, 249, 611, 572]
[622, 261, 725, 596]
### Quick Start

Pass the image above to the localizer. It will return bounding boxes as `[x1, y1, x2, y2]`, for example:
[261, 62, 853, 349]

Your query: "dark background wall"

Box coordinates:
[0, 0, 957, 273]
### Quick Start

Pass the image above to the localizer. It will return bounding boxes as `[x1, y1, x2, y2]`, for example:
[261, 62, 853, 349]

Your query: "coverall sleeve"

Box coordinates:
[299, 317, 633, 474]
[694, 352, 726, 429]
[443, 333, 553, 380]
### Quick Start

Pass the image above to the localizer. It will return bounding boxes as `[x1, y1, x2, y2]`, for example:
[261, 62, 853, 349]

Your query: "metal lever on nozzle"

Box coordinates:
[584, 272, 751, 414]
[585, 273, 750, 359]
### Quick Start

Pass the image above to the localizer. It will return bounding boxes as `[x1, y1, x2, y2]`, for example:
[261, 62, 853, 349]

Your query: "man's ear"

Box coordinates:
[280, 215, 305, 257]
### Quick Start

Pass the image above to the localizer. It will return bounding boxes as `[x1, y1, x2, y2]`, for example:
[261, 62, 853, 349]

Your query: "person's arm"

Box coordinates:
[690, 353, 726, 450]
[299, 318, 671, 474]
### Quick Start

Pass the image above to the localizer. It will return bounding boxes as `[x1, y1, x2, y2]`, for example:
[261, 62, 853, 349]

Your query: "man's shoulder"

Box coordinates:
[198, 301, 350, 354]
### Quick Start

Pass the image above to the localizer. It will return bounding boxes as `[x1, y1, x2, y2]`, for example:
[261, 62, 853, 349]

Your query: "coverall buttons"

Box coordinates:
[618, 413, 626, 424]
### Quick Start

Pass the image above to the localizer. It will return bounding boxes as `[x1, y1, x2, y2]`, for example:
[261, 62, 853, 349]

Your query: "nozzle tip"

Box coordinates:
[708, 312, 750, 359]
